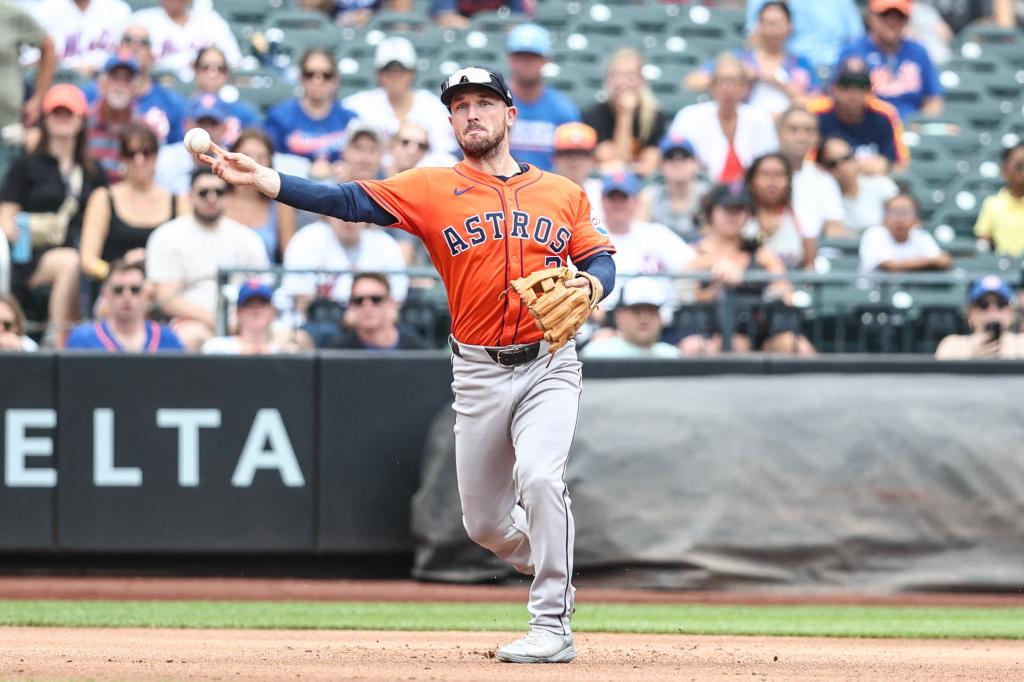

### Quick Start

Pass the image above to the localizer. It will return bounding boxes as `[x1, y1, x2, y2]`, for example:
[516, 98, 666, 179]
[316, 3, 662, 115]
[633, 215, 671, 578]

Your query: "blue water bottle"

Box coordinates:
[11, 213, 31, 264]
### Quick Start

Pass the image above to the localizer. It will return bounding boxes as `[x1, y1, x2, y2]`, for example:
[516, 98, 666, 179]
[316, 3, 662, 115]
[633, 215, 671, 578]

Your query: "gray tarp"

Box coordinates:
[411, 374, 1024, 591]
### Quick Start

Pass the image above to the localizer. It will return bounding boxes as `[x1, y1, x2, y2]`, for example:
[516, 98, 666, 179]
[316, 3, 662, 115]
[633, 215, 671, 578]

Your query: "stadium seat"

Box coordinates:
[265, 8, 335, 32]
[367, 11, 431, 34]
[218, 0, 286, 26]
[468, 10, 526, 34]
[232, 68, 298, 112]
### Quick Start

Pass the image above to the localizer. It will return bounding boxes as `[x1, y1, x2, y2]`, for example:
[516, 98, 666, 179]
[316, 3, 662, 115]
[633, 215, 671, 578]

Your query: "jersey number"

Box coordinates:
[545, 256, 562, 268]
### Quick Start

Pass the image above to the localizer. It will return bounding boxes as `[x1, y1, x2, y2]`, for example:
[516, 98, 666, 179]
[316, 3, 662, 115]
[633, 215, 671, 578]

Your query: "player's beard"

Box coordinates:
[457, 123, 507, 163]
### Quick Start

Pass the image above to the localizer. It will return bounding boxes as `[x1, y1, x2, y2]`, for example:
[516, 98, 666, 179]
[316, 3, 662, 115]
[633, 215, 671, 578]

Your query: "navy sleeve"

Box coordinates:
[276, 173, 397, 226]
[577, 251, 616, 303]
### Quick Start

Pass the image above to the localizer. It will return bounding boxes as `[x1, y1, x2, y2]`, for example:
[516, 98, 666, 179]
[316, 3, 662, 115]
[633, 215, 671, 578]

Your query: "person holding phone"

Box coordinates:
[935, 276, 1024, 360]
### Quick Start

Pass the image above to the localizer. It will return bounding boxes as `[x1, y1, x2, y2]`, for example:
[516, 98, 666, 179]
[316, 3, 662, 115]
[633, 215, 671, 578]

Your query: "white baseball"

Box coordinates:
[184, 127, 212, 155]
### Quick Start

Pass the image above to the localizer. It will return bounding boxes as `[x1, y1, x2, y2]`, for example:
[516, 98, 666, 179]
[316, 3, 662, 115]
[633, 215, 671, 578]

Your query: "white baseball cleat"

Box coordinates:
[496, 627, 576, 663]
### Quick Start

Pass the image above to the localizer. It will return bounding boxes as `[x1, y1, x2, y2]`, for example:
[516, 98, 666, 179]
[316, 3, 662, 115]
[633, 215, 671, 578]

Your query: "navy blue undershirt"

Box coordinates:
[276, 173, 616, 300]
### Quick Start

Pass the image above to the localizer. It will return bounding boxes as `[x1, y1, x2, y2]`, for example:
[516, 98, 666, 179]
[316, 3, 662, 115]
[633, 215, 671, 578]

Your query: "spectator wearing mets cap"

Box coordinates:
[581, 276, 680, 359]
[551, 122, 604, 222]
[936, 276, 1024, 360]
[504, 23, 580, 172]
[87, 51, 143, 184]
[202, 279, 309, 354]
[342, 36, 458, 160]
[156, 93, 230, 195]
[837, 0, 944, 122]
[637, 134, 709, 243]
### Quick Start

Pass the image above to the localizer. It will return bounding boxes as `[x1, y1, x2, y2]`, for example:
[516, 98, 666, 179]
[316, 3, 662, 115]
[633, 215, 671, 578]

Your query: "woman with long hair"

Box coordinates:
[679, 182, 814, 356]
[224, 129, 297, 262]
[80, 123, 189, 282]
[0, 293, 38, 351]
[262, 48, 358, 180]
[744, 152, 817, 270]
[582, 47, 669, 177]
[0, 84, 107, 347]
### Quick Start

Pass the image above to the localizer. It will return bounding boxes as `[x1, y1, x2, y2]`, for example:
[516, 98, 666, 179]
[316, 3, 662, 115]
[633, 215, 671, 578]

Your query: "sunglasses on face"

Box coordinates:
[196, 187, 226, 199]
[0, 319, 15, 332]
[398, 137, 429, 151]
[302, 69, 336, 81]
[122, 147, 156, 159]
[121, 36, 151, 47]
[350, 294, 385, 306]
[821, 154, 855, 169]
[664, 151, 694, 161]
[837, 78, 871, 90]
[975, 298, 1009, 310]
[110, 284, 143, 296]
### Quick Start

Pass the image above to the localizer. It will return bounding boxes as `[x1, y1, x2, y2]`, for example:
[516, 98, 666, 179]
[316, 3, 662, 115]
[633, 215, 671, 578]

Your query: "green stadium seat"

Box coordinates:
[468, 10, 525, 34]
[564, 17, 635, 42]
[367, 11, 431, 33]
[533, 0, 582, 34]
[219, 0, 287, 26]
[232, 68, 297, 112]
[436, 45, 504, 71]
[265, 8, 335, 32]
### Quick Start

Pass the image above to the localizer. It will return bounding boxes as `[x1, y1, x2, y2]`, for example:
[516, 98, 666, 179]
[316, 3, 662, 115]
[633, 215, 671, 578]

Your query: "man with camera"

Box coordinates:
[935, 276, 1024, 360]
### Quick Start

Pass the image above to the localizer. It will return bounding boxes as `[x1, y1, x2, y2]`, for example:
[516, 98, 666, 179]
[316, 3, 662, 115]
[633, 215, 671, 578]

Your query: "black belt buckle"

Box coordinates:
[489, 342, 540, 367]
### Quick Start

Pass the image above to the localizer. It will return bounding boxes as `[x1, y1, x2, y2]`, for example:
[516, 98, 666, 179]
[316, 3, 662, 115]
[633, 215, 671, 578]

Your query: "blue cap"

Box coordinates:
[104, 51, 140, 74]
[185, 93, 228, 123]
[659, 133, 695, 157]
[969, 275, 1014, 305]
[507, 24, 551, 57]
[601, 169, 641, 198]
[237, 280, 274, 306]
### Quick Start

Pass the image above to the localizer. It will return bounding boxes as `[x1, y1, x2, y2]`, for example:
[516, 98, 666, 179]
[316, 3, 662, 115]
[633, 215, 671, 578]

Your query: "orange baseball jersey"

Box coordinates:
[358, 161, 615, 347]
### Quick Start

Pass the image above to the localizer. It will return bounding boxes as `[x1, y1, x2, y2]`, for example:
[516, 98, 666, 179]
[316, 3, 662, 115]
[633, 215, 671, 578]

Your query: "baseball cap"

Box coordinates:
[833, 57, 873, 88]
[185, 93, 228, 123]
[553, 122, 597, 152]
[374, 36, 417, 70]
[968, 275, 1014, 306]
[659, 133, 695, 157]
[507, 23, 551, 57]
[344, 120, 382, 146]
[103, 50, 140, 74]
[869, 0, 911, 15]
[620, 277, 667, 308]
[42, 83, 88, 116]
[237, 279, 274, 306]
[601, 169, 641, 198]
[440, 66, 514, 108]
[705, 182, 754, 211]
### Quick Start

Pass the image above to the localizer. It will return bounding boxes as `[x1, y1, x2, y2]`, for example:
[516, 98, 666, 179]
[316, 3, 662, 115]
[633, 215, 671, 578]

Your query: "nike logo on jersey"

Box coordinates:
[454, 186, 475, 196]
[441, 211, 571, 257]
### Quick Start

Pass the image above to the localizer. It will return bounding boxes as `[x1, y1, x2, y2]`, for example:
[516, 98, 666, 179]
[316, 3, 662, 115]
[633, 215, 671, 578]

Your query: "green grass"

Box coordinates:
[1, 601, 1022, 639]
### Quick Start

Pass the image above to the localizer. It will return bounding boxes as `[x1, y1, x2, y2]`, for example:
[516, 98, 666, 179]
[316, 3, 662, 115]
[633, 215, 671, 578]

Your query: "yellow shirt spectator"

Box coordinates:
[974, 188, 1024, 256]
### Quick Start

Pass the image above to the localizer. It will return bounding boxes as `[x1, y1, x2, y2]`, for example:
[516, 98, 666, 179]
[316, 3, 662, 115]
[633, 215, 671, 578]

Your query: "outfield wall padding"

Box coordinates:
[412, 374, 1024, 591]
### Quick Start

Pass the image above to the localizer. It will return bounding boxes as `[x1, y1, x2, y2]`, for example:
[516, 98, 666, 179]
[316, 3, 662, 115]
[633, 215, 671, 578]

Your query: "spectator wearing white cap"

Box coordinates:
[581, 276, 680, 359]
[342, 36, 457, 161]
[504, 23, 580, 172]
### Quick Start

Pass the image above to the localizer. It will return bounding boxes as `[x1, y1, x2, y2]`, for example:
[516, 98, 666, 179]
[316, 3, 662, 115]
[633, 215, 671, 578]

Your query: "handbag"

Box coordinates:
[28, 165, 83, 248]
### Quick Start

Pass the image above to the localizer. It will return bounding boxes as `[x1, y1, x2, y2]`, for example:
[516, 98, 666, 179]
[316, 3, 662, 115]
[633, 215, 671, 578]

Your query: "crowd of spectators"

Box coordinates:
[0, 0, 1022, 358]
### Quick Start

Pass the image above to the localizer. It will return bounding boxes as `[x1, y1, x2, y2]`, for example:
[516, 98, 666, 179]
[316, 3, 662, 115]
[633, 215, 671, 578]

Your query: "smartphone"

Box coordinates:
[985, 321, 1002, 343]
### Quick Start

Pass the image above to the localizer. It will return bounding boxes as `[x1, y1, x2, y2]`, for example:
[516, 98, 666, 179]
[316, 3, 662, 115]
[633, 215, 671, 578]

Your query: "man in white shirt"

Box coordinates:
[599, 170, 695, 320]
[281, 214, 408, 318]
[32, 0, 131, 75]
[146, 167, 269, 350]
[342, 36, 458, 161]
[581, 276, 681, 359]
[132, 0, 241, 80]
[777, 106, 844, 239]
[859, 192, 951, 273]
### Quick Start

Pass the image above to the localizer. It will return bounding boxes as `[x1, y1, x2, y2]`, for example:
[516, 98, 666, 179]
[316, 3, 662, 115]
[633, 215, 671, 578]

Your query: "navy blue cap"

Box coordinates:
[969, 275, 1014, 305]
[185, 93, 228, 123]
[237, 279, 274, 306]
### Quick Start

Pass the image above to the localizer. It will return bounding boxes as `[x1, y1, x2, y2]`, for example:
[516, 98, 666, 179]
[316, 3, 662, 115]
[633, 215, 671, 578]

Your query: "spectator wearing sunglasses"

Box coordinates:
[807, 58, 907, 176]
[0, 293, 38, 352]
[80, 123, 189, 283]
[189, 46, 258, 146]
[859, 191, 950, 273]
[116, 23, 185, 144]
[263, 48, 358, 177]
[342, 37, 457, 163]
[65, 259, 183, 351]
[130, 0, 241, 80]
[818, 136, 897, 236]
[974, 144, 1024, 257]
[935, 276, 1024, 360]
[146, 167, 268, 351]
[330, 272, 426, 350]
[386, 121, 431, 177]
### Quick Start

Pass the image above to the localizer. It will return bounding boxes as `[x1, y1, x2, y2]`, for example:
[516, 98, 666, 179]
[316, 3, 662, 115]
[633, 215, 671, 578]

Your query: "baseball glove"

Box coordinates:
[510, 266, 603, 356]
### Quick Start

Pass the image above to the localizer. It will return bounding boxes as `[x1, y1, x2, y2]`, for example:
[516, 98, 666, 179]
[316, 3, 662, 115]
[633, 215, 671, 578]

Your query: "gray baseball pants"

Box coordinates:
[449, 337, 581, 635]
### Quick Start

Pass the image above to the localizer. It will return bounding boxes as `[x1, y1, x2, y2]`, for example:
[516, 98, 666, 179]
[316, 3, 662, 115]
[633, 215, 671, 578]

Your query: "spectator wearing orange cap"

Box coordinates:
[0, 84, 108, 347]
[551, 122, 603, 223]
[637, 134, 709, 243]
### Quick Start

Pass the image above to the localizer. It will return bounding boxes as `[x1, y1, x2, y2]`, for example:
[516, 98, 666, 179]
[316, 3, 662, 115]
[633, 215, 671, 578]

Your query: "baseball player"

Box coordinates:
[199, 66, 616, 664]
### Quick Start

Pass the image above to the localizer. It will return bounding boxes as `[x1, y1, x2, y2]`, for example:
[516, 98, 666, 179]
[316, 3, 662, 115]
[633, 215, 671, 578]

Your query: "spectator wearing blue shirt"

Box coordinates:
[262, 48, 357, 177]
[505, 24, 580, 172]
[65, 260, 183, 352]
[746, 0, 864, 71]
[837, 0, 943, 121]
[430, 0, 528, 29]
[190, 46, 260, 146]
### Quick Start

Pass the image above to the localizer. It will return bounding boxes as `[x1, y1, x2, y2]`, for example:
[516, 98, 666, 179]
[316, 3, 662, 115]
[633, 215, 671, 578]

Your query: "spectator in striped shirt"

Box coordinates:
[87, 51, 142, 184]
